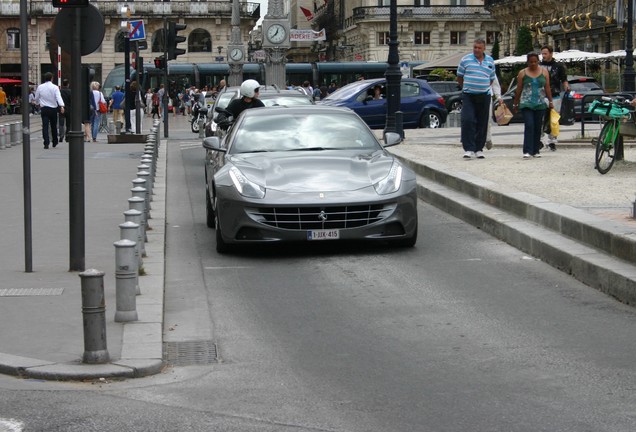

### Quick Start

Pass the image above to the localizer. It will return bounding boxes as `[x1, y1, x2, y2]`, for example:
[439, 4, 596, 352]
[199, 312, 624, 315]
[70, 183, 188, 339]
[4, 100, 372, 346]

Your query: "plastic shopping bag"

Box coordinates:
[550, 108, 560, 137]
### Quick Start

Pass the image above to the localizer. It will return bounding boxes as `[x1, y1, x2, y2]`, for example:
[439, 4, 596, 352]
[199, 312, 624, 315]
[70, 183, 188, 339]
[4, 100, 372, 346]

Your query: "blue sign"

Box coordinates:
[129, 20, 146, 41]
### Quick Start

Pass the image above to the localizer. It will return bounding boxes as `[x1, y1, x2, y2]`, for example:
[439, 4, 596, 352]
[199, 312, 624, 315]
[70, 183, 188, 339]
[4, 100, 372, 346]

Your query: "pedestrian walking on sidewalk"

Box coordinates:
[540, 45, 569, 151]
[457, 38, 497, 159]
[58, 79, 71, 143]
[34, 72, 65, 149]
[512, 52, 553, 159]
[485, 75, 503, 150]
[90, 81, 106, 142]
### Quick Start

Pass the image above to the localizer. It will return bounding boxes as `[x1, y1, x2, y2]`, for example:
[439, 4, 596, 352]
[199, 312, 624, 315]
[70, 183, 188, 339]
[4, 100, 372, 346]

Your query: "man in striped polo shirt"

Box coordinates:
[457, 38, 496, 159]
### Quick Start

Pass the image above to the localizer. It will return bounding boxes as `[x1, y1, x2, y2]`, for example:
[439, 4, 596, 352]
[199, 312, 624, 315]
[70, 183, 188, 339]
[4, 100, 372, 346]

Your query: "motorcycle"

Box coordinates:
[191, 100, 208, 134]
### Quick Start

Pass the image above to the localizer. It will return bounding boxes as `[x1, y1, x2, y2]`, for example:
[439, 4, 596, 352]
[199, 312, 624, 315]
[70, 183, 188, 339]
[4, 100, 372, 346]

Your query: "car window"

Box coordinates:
[230, 113, 381, 154]
[261, 96, 314, 107]
[401, 82, 420, 97]
[323, 81, 379, 101]
[570, 82, 604, 92]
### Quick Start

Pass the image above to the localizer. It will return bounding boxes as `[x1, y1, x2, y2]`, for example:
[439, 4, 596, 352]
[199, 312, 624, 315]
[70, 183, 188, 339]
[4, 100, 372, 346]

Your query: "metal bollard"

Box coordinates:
[114, 239, 138, 322]
[141, 157, 154, 182]
[137, 164, 153, 195]
[128, 195, 148, 240]
[124, 208, 145, 258]
[0, 125, 6, 150]
[131, 183, 150, 221]
[10, 121, 20, 146]
[137, 171, 152, 214]
[120, 221, 141, 294]
[79, 269, 110, 364]
[198, 116, 205, 138]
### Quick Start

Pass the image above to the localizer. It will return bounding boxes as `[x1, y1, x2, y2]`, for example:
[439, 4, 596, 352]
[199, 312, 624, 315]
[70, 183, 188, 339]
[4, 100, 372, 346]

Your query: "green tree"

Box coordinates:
[516, 26, 533, 56]
[491, 34, 500, 60]
[429, 68, 457, 81]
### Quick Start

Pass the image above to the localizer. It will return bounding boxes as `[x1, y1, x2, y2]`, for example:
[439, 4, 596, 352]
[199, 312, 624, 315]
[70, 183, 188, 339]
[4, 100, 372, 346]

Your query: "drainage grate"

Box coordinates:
[163, 340, 218, 366]
[0, 288, 64, 297]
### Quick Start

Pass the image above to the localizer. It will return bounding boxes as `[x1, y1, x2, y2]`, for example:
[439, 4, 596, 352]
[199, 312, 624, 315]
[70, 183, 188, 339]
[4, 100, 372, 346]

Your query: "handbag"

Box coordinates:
[98, 100, 108, 114]
[494, 103, 513, 125]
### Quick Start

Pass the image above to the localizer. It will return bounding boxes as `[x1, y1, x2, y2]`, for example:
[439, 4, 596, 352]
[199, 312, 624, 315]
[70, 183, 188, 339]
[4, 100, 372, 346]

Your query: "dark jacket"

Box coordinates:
[540, 59, 567, 96]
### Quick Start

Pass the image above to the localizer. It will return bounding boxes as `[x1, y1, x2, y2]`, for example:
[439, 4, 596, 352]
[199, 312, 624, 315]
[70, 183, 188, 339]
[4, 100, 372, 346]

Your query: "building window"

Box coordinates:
[486, 31, 498, 45]
[414, 31, 430, 45]
[378, 0, 390, 5]
[188, 29, 211, 53]
[378, 32, 390, 45]
[152, 29, 166, 52]
[7, 28, 19, 50]
[450, 31, 467, 45]
[415, 0, 430, 5]
[115, 31, 127, 53]
[45, 29, 51, 51]
[451, 0, 467, 5]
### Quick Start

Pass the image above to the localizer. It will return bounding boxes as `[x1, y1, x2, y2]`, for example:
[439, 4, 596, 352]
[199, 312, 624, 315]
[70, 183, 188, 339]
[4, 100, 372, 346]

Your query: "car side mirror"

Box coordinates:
[383, 132, 402, 147]
[202, 136, 226, 152]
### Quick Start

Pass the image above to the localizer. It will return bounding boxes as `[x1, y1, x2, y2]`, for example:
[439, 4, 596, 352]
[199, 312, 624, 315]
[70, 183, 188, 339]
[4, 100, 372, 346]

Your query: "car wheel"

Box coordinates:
[214, 196, 229, 254]
[422, 112, 441, 128]
[205, 187, 215, 228]
[450, 100, 462, 113]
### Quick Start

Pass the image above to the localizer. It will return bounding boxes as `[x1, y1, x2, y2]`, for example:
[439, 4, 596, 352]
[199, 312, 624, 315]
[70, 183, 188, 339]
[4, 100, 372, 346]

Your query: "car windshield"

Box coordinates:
[322, 81, 375, 101]
[570, 82, 604, 92]
[229, 112, 381, 154]
[261, 96, 313, 107]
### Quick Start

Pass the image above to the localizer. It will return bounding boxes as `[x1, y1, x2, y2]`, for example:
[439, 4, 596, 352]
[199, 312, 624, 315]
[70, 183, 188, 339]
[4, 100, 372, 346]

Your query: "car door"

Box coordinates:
[399, 80, 426, 127]
[349, 81, 388, 129]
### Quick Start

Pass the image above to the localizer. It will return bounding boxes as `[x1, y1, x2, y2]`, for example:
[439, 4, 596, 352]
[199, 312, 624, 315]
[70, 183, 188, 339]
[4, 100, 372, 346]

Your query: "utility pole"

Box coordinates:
[384, 0, 402, 138]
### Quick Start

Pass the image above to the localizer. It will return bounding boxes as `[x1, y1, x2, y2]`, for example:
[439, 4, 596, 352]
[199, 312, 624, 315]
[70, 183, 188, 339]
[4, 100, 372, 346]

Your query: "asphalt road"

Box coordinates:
[2, 118, 636, 431]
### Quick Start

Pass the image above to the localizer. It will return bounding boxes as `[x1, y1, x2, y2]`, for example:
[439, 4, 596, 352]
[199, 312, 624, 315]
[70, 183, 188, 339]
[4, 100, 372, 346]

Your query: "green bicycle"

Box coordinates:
[587, 96, 634, 174]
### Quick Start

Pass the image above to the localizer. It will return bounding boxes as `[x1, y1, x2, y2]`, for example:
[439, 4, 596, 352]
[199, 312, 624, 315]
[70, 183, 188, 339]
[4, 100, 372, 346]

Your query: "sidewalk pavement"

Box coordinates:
[0, 116, 634, 381]
[0, 114, 166, 380]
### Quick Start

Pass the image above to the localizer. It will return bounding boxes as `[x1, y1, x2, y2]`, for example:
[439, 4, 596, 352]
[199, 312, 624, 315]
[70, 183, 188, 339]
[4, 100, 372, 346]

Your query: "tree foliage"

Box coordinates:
[516, 26, 533, 56]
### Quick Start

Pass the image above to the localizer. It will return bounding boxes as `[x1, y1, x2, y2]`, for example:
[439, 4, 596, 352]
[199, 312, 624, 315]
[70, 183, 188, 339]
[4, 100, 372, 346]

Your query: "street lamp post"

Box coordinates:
[624, 0, 635, 93]
[384, 0, 402, 138]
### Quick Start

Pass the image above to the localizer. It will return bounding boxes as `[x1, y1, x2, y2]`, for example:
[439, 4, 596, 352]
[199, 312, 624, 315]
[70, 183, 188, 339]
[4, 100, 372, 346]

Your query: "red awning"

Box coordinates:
[0, 78, 21, 85]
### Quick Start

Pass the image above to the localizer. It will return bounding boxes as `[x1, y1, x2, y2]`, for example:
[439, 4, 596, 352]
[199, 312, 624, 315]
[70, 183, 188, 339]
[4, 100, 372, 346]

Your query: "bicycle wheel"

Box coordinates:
[595, 120, 618, 174]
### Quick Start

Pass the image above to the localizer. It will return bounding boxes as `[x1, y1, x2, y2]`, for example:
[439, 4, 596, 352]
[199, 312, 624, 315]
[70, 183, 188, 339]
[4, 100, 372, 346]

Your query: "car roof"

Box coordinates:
[241, 105, 356, 118]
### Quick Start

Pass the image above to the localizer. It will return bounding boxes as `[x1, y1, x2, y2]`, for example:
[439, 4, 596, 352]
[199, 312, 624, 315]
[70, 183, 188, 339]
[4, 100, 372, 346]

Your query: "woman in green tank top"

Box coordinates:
[512, 52, 553, 158]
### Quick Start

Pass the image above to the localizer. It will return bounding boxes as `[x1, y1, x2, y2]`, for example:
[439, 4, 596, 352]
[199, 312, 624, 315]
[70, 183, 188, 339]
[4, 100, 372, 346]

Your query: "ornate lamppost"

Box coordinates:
[384, 0, 402, 138]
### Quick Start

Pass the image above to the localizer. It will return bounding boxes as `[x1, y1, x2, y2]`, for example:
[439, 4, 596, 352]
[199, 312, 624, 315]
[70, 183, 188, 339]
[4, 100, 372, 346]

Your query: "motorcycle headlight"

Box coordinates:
[373, 162, 402, 195]
[229, 166, 265, 199]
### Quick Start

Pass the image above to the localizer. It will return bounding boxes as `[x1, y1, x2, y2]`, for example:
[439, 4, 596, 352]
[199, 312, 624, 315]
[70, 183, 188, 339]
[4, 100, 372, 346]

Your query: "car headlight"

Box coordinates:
[374, 162, 402, 195]
[229, 166, 265, 199]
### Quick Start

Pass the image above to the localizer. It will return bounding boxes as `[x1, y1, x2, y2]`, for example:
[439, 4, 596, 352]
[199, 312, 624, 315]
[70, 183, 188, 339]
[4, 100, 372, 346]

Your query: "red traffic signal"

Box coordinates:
[52, 0, 88, 7]
[154, 57, 166, 70]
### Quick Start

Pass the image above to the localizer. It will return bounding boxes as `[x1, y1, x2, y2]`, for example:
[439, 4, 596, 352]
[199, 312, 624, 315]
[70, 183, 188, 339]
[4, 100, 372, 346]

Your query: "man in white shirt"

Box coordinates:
[34, 72, 65, 149]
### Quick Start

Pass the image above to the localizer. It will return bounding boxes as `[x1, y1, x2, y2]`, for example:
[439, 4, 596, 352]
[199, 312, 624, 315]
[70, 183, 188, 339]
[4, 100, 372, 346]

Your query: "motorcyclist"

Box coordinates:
[217, 79, 265, 130]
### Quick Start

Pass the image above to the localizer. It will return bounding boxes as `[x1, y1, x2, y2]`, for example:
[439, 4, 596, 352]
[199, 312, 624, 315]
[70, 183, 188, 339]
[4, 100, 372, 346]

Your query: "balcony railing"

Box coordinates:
[351, 5, 492, 21]
[9, 0, 260, 18]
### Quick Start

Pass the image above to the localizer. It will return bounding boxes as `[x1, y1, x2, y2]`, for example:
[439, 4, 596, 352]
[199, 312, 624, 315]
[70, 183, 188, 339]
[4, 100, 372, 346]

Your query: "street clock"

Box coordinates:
[266, 23, 287, 44]
[229, 47, 244, 61]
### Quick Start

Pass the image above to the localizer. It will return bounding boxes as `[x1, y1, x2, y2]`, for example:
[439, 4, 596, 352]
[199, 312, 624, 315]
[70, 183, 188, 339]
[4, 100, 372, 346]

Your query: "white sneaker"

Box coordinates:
[463, 151, 475, 159]
[475, 151, 485, 159]
[533, 153, 541, 158]
[523, 153, 531, 159]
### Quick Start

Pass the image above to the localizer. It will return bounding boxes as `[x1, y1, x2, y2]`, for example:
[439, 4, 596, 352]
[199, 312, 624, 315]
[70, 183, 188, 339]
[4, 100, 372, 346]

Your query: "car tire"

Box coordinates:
[450, 100, 462, 113]
[205, 188, 215, 228]
[422, 112, 441, 128]
[214, 196, 229, 254]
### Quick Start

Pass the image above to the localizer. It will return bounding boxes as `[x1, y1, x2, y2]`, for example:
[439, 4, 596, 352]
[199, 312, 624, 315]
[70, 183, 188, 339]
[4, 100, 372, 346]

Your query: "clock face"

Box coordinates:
[230, 48, 243, 61]
[266, 24, 287, 44]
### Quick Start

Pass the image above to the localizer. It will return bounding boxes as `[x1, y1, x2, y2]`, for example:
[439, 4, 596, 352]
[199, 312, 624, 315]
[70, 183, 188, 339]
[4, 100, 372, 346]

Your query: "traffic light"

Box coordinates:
[154, 57, 166, 70]
[167, 21, 187, 61]
[52, 0, 88, 7]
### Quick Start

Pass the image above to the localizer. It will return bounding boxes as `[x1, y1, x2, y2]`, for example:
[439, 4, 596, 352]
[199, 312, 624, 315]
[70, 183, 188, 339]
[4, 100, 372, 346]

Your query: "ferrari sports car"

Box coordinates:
[202, 105, 418, 253]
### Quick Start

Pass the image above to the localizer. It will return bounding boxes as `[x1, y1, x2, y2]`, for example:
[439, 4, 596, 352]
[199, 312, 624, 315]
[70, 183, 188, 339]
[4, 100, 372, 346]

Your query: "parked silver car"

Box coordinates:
[202, 106, 418, 253]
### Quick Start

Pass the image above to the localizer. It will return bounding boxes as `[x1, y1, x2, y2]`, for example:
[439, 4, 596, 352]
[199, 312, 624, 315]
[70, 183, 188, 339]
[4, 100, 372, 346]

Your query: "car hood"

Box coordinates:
[226, 150, 395, 192]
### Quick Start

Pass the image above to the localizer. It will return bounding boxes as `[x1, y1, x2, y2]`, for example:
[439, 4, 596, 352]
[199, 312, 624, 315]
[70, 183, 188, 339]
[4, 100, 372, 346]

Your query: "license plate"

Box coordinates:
[307, 229, 340, 241]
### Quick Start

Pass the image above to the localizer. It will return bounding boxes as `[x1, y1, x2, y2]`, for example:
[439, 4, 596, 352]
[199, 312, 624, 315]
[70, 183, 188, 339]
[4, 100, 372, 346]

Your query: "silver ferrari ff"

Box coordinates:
[202, 105, 418, 253]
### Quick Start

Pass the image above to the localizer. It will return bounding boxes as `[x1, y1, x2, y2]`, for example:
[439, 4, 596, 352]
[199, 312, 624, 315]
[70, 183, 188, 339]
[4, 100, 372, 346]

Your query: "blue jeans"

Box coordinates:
[461, 93, 490, 152]
[521, 108, 546, 155]
[91, 112, 101, 140]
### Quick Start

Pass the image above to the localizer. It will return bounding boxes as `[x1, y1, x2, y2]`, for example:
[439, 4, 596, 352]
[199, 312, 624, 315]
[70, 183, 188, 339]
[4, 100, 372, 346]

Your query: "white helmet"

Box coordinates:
[240, 79, 260, 98]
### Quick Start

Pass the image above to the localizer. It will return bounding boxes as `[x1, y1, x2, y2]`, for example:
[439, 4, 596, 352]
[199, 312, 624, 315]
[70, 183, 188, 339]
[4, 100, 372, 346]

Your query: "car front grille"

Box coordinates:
[246, 204, 394, 230]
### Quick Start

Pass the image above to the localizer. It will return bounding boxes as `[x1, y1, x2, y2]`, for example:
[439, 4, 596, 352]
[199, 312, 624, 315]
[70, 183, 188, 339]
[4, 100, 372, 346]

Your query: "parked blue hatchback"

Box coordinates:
[320, 78, 448, 129]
